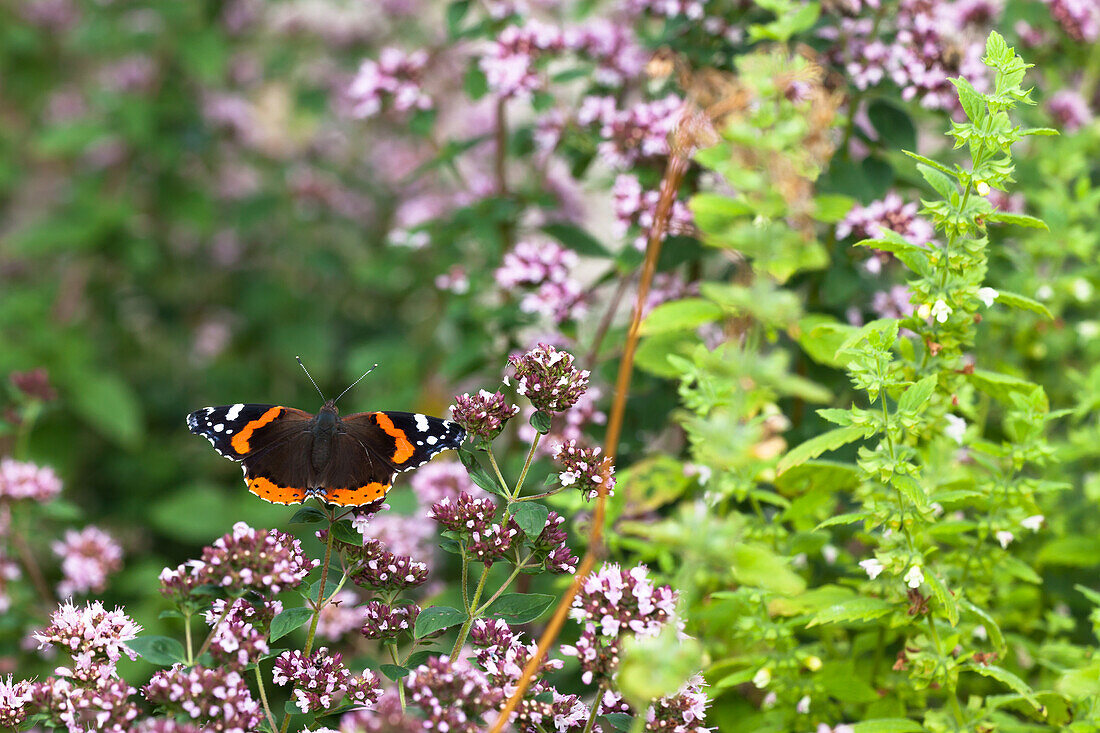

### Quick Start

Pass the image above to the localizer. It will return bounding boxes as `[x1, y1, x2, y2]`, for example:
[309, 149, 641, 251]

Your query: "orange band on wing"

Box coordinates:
[247, 476, 306, 505]
[372, 412, 414, 464]
[322, 482, 390, 507]
[231, 406, 285, 455]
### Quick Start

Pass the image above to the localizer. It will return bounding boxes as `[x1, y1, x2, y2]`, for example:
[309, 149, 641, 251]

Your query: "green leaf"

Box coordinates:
[530, 411, 553, 435]
[331, 519, 362, 545]
[414, 606, 467, 638]
[855, 229, 933, 273]
[486, 593, 556, 624]
[126, 636, 186, 666]
[511, 501, 550, 540]
[924, 569, 958, 626]
[462, 63, 488, 100]
[950, 77, 986, 123]
[868, 99, 917, 152]
[68, 372, 142, 448]
[289, 506, 326, 525]
[993, 290, 1053, 319]
[901, 150, 955, 177]
[1037, 536, 1100, 567]
[961, 599, 1006, 654]
[967, 370, 1046, 408]
[158, 609, 183, 620]
[851, 720, 925, 733]
[640, 298, 724, 336]
[892, 474, 929, 511]
[731, 544, 806, 596]
[807, 597, 894, 627]
[793, 317, 859, 368]
[814, 511, 870, 530]
[917, 163, 957, 200]
[380, 664, 411, 680]
[1000, 555, 1042, 584]
[778, 426, 868, 475]
[966, 664, 1040, 708]
[604, 713, 633, 730]
[812, 194, 855, 223]
[897, 374, 938, 414]
[541, 222, 610, 257]
[986, 212, 1048, 230]
[445, 0, 470, 37]
[270, 607, 314, 642]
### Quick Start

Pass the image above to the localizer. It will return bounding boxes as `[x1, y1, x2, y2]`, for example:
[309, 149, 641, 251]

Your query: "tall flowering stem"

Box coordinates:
[488, 106, 700, 733]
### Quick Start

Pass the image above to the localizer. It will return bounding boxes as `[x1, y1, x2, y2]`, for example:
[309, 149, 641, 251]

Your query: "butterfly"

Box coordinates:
[186, 360, 465, 508]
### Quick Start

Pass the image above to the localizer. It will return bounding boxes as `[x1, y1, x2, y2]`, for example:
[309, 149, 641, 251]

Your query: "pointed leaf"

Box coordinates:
[992, 290, 1052, 319]
[270, 607, 314, 642]
[778, 426, 868, 475]
[511, 501, 550, 540]
[897, 375, 938, 414]
[486, 593, 556, 624]
[414, 606, 467, 638]
[807, 597, 894, 627]
[924, 569, 958, 626]
[961, 599, 1006, 654]
[289, 506, 326, 525]
[965, 664, 1039, 709]
[126, 636, 186, 666]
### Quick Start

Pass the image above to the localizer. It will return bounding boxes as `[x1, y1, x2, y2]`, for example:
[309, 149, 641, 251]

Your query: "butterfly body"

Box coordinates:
[187, 400, 465, 508]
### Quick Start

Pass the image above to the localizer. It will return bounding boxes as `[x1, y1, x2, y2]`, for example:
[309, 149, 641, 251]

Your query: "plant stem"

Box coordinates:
[451, 564, 491, 657]
[194, 602, 233, 661]
[11, 523, 53, 612]
[513, 487, 567, 502]
[486, 447, 510, 496]
[387, 642, 407, 711]
[183, 610, 194, 665]
[256, 665, 277, 732]
[461, 552, 470, 611]
[474, 554, 532, 615]
[513, 433, 542, 498]
[925, 614, 965, 728]
[582, 682, 608, 733]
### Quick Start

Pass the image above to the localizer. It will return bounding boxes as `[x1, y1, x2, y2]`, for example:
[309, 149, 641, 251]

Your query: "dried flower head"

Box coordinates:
[451, 390, 521, 441]
[10, 368, 58, 402]
[508, 344, 590, 414]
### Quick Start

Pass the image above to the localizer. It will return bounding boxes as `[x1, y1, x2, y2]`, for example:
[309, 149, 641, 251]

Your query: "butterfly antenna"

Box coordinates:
[296, 356, 327, 401]
[334, 363, 378, 404]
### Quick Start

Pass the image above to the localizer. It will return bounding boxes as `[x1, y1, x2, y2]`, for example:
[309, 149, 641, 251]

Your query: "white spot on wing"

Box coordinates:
[226, 403, 245, 421]
[427, 435, 437, 445]
[414, 413, 429, 432]
[214, 424, 224, 432]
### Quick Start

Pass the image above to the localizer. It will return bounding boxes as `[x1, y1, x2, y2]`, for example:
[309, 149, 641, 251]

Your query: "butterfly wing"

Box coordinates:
[187, 404, 316, 505]
[318, 411, 466, 507]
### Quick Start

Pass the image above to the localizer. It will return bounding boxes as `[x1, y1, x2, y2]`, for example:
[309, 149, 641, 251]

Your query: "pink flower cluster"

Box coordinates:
[159, 521, 317, 602]
[518, 384, 607, 457]
[835, 192, 934, 274]
[203, 597, 282, 669]
[1042, 0, 1099, 41]
[612, 173, 694, 250]
[565, 20, 648, 88]
[646, 674, 714, 733]
[53, 526, 123, 598]
[404, 655, 503, 732]
[32, 599, 142, 684]
[451, 389, 521, 441]
[509, 343, 590, 414]
[0, 458, 62, 502]
[360, 600, 420, 640]
[272, 647, 380, 714]
[347, 48, 432, 120]
[480, 21, 565, 99]
[578, 95, 683, 169]
[431, 492, 519, 565]
[556, 439, 615, 501]
[143, 665, 262, 733]
[495, 239, 586, 323]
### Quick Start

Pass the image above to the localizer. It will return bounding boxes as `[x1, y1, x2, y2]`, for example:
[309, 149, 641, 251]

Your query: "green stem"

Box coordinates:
[513, 433, 542, 499]
[255, 665, 277, 732]
[581, 683, 606, 733]
[451, 565, 491, 657]
[513, 487, 567, 502]
[387, 642, 407, 712]
[486, 447, 510, 497]
[926, 615, 965, 729]
[194, 602, 233, 662]
[461, 552, 471, 611]
[474, 554, 533, 615]
[869, 625, 885, 688]
[183, 610, 194, 666]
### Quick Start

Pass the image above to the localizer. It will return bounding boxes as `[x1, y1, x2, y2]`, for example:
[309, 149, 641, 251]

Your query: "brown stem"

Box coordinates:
[584, 273, 634, 370]
[488, 138, 694, 733]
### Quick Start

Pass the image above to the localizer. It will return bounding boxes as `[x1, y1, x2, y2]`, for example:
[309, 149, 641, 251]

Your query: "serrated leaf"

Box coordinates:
[487, 593, 556, 624]
[414, 606, 467, 638]
[640, 298, 724, 335]
[126, 636, 186, 666]
[380, 664, 411, 680]
[986, 212, 1048, 230]
[288, 506, 326, 525]
[892, 474, 929, 511]
[968, 370, 1045, 408]
[917, 163, 957, 199]
[924, 569, 958, 626]
[993, 290, 1052, 319]
[511, 501, 549, 540]
[851, 720, 925, 733]
[950, 77, 986, 123]
[814, 511, 871, 531]
[807, 597, 894, 627]
[897, 374, 938, 414]
[966, 664, 1039, 708]
[902, 150, 955, 176]
[961, 599, 1006, 654]
[530, 411, 552, 435]
[816, 408, 853, 426]
[270, 607, 314, 642]
[778, 426, 868, 475]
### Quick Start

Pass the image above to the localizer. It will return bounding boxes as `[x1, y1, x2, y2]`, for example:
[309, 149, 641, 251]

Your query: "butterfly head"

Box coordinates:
[318, 399, 340, 427]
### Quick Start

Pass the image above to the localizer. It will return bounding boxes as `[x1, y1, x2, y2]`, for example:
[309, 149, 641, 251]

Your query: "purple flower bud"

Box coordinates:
[508, 344, 589, 414]
[451, 390, 520, 441]
[144, 665, 263, 731]
[272, 647, 380, 714]
[361, 601, 420, 640]
[555, 440, 615, 501]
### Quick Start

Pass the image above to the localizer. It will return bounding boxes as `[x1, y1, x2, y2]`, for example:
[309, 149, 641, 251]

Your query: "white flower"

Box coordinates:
[1077, 321, 1100, 340]
[859, 558, 885, 580]
[975, 180, 990, 196]
[944, 414, 967, 444]
[931, 299, 952, 323]
[904, 565, 924, 589]
[1021, 515, 1044, 532]
[1073, 278, 1093, 302]
[930, 502, 944, 517]
[1035, 284, 1053, 301]
[797, 695, 811, 714]
[822, 545, 839, 565]
[972, 624, 987, 640]
[752, 668, 771, 688]
[977, 287, 998, 307]
[762, 691, 778, 708]
[995, 530, 1014, 549]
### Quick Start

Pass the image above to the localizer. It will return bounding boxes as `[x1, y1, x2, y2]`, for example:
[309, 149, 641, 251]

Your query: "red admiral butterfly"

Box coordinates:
[186, 360, 465, 508]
